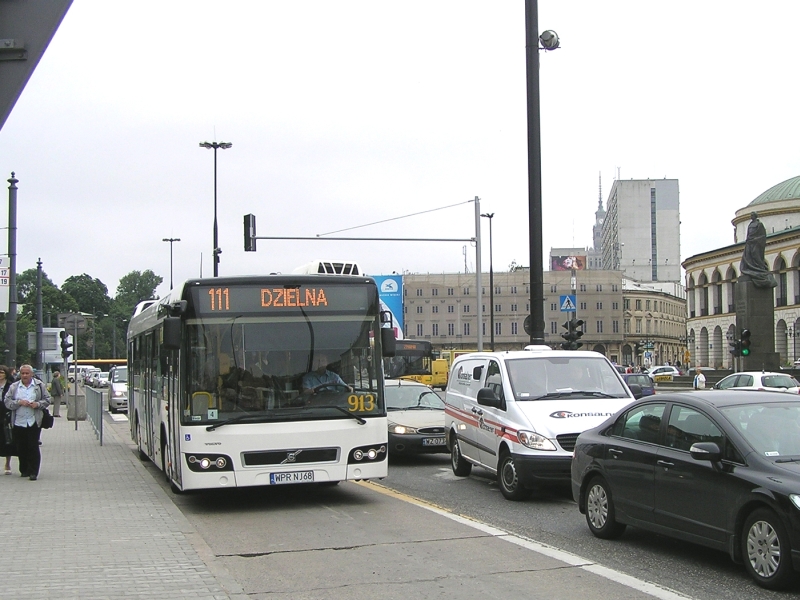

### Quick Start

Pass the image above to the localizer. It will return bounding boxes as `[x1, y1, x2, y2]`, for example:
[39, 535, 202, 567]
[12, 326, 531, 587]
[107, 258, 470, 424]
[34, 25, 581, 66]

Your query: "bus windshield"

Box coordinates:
[184, 315, 383, 424]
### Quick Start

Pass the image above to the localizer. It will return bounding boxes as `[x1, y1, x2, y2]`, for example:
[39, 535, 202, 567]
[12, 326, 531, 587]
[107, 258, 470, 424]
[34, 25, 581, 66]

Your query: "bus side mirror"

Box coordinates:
[163, 317, 181, 350]
[381, 328, 396, 357]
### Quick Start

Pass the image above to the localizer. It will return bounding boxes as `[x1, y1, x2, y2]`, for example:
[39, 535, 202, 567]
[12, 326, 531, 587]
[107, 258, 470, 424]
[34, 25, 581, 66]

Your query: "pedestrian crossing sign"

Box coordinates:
[560, 295, 577, 312]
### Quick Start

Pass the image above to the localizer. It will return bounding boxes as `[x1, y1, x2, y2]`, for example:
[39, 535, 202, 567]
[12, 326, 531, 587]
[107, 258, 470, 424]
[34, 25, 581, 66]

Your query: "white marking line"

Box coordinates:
[110, 414, 128, 422]
[362, 482, 693, 600]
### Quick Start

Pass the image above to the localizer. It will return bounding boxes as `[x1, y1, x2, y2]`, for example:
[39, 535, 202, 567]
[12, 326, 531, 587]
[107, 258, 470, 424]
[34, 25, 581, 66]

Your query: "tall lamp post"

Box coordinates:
[199, 141, 233, 277]
[481, 212, 495, 350]
[162, 237, 181, 290]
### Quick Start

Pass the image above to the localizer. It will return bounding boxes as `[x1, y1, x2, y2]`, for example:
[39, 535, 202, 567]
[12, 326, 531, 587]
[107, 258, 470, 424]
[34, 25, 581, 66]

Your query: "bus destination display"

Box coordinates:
[192, 284, 370, 315]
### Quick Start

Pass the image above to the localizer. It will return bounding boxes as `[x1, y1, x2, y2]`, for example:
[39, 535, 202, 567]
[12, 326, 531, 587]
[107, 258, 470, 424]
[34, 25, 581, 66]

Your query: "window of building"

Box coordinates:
[624, 299, 630, 310]
[511, 322, 518, 335]
[612, 320, 619, 333]
[550, 285, 558, 293]
[463, 322, 470, 336]
[416, 324, 423, 336]
[482, 305, 486, 313]
[624, 319, 630, 333]
[463, 287, 470, 295]
[482, 322, 486, 336]
[416, 289, 423, 297]
[580, 302, 587, 310]
[635, 299, 642, 310]
[612, 284, 619, 292]
[511, 304, 517, 312]
[636, 319, 642, 334]
[646, 300, 651, 310]
[495, 322, 502, 335]
[495, 286, 501, 294]
[416, 306, 423, 314]
[550, 303, 558, 311]
[597, 284, 603, 292]
[447, 288, 454, 296]
[511, 286, 517, 294]
[550, 321, 558, 334]
[495, 304, 501, 313]
[447, 305, 454, 313]
[432, 305, 438, 314]
[432, 323, 439, 335]
[596, 302, 603, 310]
[596, 320, 603, 333]
[612, 302, 619, 310]
[464, 304, 471, 313]
[432, 289, 439, 296]
[579, 284, 587, 292]
[447, 323, 455, 335]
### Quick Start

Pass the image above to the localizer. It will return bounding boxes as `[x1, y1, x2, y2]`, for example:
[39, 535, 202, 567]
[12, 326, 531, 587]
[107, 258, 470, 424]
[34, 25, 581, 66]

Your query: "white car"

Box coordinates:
[646, 365, 683, 378]
[713, 371, 800, 394]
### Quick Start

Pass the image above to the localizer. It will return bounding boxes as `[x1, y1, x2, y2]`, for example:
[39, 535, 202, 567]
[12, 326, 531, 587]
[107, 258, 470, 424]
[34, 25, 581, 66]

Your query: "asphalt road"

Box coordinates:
[104, 413, 797, 600]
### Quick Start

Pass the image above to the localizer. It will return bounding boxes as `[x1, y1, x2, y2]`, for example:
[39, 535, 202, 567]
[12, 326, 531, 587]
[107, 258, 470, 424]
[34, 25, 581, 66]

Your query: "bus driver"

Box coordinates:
[302, 353, 352, 395]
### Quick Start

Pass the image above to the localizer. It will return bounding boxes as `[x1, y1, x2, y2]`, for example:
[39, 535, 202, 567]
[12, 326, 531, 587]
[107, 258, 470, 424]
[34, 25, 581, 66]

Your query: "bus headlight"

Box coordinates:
[186, 453, 234, 472]
[348, 444, 387, 464]
[517, 430, 557, 451]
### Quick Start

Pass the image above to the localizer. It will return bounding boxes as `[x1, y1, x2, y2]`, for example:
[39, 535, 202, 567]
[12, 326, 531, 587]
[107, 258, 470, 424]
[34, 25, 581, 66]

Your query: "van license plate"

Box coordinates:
[422, 437, 446, 446]
[270, 470, 314, 485]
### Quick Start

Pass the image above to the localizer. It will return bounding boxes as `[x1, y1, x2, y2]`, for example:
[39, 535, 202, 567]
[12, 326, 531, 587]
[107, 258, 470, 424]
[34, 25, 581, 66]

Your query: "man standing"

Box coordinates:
[50, 370, 64, 417]
[693, 368, 706, 390]
[4, 364, 51, 480]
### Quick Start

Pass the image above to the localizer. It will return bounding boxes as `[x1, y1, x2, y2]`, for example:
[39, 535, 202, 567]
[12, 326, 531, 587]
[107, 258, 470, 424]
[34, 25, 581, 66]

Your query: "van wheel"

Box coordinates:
[742, 508, 797, 589]
[498, 451, 532, 501]
[450, 437, 472, 477]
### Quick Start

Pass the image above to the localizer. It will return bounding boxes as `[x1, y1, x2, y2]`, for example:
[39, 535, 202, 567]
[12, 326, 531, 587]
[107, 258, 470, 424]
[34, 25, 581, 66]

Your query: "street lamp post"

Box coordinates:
[162, 237, 181, 290]
[199, 141, 233, 277]
[481, 212, 495, 350]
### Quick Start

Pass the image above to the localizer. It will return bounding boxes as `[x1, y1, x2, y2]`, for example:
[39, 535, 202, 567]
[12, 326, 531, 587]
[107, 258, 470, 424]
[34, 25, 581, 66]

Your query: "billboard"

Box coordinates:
[551, 255, 586, 271]
[373, 275, 404, 339]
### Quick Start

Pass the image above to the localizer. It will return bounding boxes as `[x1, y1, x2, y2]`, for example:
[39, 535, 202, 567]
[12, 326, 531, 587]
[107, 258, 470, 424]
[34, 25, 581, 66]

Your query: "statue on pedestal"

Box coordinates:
[739, 212, 777, 289]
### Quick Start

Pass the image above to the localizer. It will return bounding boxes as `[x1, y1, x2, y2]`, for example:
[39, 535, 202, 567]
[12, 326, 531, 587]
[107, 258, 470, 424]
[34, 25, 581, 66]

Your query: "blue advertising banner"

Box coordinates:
[373, 275, 404, 339]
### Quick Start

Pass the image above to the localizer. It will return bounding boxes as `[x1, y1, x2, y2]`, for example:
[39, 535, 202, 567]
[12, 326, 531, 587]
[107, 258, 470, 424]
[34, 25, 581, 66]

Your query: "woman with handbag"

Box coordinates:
[0, 365, 15, 475]
[5, 364, 50, 480]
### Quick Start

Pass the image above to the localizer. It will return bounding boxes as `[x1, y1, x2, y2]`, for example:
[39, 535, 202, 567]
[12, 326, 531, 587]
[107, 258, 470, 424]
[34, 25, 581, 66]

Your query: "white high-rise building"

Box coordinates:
[601, 179, 681, 282]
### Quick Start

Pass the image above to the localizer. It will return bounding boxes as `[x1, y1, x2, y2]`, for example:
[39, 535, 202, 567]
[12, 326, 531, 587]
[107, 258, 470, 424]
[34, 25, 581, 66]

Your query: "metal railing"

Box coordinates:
[84, 387, 104, 446]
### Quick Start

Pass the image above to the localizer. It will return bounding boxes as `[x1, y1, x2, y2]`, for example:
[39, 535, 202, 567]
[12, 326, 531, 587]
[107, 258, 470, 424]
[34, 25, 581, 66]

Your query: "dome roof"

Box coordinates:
[749, 175, 800, 207]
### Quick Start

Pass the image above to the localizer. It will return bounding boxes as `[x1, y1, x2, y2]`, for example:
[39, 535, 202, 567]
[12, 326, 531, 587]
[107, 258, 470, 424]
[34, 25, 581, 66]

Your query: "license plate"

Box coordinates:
[422, 437, 446, 446]
[269, 470, 315, 485]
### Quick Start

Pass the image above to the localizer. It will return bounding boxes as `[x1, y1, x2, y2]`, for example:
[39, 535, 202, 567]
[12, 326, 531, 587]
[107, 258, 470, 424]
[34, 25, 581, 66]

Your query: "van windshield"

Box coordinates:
[506, 356, 629, 400]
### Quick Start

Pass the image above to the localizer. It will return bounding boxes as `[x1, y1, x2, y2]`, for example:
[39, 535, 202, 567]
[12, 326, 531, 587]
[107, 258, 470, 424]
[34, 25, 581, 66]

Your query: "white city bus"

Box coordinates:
[128, 274, 394, 492]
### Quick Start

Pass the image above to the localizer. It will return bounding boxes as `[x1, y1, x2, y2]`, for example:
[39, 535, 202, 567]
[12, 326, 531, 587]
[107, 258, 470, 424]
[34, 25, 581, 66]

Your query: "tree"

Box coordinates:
[62, 274, 111, 316]
[16, 268, 79, 322]
[113, 270, 163, 320]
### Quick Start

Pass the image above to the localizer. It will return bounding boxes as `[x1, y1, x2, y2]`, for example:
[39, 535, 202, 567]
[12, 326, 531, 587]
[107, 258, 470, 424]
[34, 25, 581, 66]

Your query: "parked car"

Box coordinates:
[612, 364, 627, 374]
[446, 346, 638, 500]
[94, 372, 110, 388]
[107, 365, 128, 413]
[622, 373, 655, 396]
[385, 379, 445, 455]
[571, 390, 800, 589]
[714, 371, 800, 394]
[83, 368, 100, 385]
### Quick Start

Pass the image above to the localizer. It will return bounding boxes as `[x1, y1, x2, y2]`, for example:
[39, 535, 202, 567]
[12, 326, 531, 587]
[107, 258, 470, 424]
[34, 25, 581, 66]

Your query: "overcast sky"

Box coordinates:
[1, 1, 798, 300]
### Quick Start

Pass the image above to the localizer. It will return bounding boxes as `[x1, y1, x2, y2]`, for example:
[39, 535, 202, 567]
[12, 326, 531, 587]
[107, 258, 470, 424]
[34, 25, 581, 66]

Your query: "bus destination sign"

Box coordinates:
[192, 284, 370, 315]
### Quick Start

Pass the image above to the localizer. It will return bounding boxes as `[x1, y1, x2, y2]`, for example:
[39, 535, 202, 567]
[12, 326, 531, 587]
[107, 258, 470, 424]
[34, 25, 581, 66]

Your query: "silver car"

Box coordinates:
[107, 366, 128, 413]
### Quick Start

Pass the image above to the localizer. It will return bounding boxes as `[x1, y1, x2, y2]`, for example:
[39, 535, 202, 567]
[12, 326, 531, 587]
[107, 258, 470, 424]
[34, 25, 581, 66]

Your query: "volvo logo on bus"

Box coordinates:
[283, 450, 303, 464]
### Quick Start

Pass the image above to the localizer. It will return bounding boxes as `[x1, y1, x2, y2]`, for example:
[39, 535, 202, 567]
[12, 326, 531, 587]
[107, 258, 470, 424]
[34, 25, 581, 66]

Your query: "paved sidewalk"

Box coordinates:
[0, 413, 247, 599]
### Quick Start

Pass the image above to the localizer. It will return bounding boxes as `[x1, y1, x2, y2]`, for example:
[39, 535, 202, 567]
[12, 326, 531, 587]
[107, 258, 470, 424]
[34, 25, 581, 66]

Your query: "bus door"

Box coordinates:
[165, 346, 182, 486]
[142, 333, 156, 460]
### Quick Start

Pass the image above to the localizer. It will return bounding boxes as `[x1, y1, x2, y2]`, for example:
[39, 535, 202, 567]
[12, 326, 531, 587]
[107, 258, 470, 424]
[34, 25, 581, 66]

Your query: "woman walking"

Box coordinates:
[0, 365, 15, 474]
[5, 364, 50, 480]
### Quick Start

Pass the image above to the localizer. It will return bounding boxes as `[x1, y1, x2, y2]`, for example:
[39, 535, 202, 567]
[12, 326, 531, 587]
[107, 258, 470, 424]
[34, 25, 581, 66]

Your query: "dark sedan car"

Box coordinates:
[623, 373, 655, 397]
[571, 390, 800, 590]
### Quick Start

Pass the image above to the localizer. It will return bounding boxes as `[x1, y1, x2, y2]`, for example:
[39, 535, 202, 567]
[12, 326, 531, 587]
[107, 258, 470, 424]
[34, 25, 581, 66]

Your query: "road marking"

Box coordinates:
[357, 481, 693, 600]
[110, 414, 128, 422]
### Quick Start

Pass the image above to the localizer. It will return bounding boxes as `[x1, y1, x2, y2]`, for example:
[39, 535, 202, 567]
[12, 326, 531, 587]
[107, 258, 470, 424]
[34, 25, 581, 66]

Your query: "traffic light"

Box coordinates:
[244, 213, 257, 252]
[60, 330, 73, 360]
[740, 329, 751, 356]
[560, 318, 584, 350]
[729, 339, 741, 357]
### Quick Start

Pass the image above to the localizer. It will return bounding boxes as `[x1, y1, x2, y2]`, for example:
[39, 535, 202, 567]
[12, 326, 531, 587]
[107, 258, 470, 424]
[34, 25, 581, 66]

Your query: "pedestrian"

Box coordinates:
[693, 368, 706, 390]
[4, 364, 50, 480]
[50, 370, 65, 417]
[0, 365, 15, 475]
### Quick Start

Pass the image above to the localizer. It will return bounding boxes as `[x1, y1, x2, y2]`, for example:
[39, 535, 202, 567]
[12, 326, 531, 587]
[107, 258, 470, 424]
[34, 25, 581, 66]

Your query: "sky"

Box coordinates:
[1, 1, 799, 300]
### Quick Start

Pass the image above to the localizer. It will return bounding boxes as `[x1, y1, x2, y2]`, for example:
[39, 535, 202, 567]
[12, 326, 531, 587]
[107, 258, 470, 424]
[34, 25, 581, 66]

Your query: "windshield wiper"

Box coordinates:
[314, 405, 366, 425]
[528, 390, 618, 400]
[206, 413, 264, 431]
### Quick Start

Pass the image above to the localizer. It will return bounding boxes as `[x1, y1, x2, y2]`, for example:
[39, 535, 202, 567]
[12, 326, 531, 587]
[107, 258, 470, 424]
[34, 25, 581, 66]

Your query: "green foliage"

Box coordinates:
[62, 274, 111, 316]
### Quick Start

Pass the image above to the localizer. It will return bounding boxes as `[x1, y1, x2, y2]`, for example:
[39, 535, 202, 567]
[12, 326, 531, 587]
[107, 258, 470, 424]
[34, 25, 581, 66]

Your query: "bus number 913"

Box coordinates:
[348, 394, 376, 412]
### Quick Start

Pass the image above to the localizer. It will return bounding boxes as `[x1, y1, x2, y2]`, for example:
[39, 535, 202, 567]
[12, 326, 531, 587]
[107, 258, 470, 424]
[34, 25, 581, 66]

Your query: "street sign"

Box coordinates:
[559, 295, 576, 312]
[59, 313, 87, 334]
[0, 255, 9, 313]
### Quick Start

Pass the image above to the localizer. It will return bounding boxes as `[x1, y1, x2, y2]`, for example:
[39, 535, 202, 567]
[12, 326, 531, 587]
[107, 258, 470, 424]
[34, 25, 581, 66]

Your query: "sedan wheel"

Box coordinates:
[584, 476, 626, 539]
[743, 508, 797, 589]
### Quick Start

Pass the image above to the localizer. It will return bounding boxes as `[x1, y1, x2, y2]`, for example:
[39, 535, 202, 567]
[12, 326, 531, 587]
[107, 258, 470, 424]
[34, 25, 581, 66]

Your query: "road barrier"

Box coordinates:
[84, 386, 104, 446]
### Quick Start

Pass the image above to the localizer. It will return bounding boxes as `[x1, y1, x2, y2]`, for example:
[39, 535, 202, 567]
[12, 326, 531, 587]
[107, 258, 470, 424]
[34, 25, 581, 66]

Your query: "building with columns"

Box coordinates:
[682, 175, 800, 368]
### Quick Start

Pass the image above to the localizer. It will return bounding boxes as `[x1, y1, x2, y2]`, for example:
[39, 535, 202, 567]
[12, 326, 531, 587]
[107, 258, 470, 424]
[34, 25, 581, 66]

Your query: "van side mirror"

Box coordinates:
[627, 383, 643, 399]
[476, 387, 502, 408]
[163, 317, 181, 350]
[381, 328, 396, 357]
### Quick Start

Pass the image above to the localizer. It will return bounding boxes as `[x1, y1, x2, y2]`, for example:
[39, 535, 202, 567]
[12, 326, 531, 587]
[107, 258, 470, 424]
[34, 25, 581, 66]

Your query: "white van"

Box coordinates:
[68, 365, 92, 383]
[445, 346, 639, 500]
